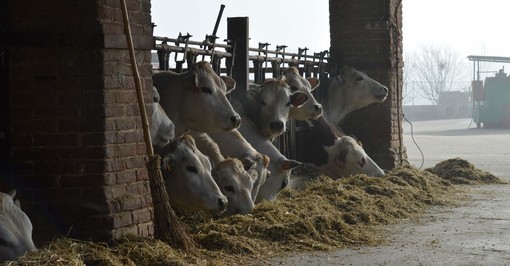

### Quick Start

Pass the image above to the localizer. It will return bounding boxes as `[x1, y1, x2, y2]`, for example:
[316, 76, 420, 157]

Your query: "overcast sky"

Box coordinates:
[151, 0, 510, 76]
[152, 0, 509, 56]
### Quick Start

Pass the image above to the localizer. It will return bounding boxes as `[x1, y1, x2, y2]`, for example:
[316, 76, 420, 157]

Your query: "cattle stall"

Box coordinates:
[1, 0, 404, 245]
[152, 17, 332, 162]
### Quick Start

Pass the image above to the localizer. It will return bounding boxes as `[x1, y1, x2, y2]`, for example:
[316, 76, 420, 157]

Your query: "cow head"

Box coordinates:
[324, 66, 389, 124]
[283, 67, 323, 120]
[184, 61, 241, 132]
[154, 61, 241, 135]
[0, 190, 37, 263]
[323, 136, 385, 179]
[160, 134, 228, 212]
[212, 158, 255, 215]
[255, 157, 301, 203]
[247, 77, 309, 140]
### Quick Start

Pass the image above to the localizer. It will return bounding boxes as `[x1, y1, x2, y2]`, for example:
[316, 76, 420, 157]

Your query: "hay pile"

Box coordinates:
[187, 166, 456, 259]
[8, 237, 200, 266]
[4, 159, 504, 265]
[426, 157, 505, 185]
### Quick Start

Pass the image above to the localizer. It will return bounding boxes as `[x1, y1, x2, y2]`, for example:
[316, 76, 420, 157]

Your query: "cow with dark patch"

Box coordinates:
[294, 116, 384, 183]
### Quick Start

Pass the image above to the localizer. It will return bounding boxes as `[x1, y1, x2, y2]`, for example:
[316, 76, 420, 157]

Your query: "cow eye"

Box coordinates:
[186, 165, 198, 173]
[359, 158, 367, 168]
[261, 101, 267, 106]
[286, 101, 291, 106]
[355, 76, 364, 82]
[201, 87, 213, 94]
[290, 86, 298, 91]
[224, 185, 235, 193]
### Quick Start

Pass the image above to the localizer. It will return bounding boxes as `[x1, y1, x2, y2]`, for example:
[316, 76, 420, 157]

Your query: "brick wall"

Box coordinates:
[329, 0, 406, 170]
[7, 0, 154, 243]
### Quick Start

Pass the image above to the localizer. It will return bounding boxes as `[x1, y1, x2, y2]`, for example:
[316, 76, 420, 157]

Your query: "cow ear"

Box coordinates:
[152, 86, 161, 102]
[221, 76, 236, 94]
[182, 70, 200, 91]
[8, 189, 16, 199]
[340, 66, 355, 79]
[14, 199, 21, 208]
[281, 159, 302, 170]
[162, 153, 175, 171]
[248, 82, 261, 91]
[262, 154, 270, 167]
[356, 140, 363, 148]
[181, 134, 196, 148]
[246, 87, 259, 103]
[290, 92, 309, 107]
[306, 78, 320, 90]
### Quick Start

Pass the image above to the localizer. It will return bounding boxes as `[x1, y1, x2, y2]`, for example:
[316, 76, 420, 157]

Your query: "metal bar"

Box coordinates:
[154, 36, 232, 50]
[154, 44, 232, 58]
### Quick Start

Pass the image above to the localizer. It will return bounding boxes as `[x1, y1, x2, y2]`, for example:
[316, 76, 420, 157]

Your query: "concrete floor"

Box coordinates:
[264, 118, 510, 265]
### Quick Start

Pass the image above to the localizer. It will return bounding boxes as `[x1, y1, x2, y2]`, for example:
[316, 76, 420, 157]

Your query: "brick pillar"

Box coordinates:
[7, 0, 154, 243]
[329, 0, 406, 170]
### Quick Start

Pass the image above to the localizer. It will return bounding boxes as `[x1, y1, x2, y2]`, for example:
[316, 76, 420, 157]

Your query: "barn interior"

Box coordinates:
[0, 0, 405, 245]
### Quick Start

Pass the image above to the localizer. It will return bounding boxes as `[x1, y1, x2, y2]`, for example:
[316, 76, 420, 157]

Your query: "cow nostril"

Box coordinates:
[218, 197, 227, 209]
[230, 115, 241, 127]
[269, 121, 284, 131]
[314, 104, 322, 112]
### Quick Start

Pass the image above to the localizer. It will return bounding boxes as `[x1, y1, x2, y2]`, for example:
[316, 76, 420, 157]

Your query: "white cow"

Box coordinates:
[234, 76, 309, 141]
[191, 131, 264, 214]
[316, 66, 389, 125]
[153, 61, 241, 136]
[282, 67, 323, 120]
[0, 190, 36, 262]
[237, 118, 301, 202]
[159, 134, 228, 212]
[207, 129, 270, 202]
[295, 116, 385, 182]
[150, 86, 175, 150]
[212, 158, 256, 215]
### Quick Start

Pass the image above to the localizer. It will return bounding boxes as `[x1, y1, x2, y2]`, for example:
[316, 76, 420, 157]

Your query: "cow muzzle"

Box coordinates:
[269, 121, 284, 132]
[230, 114, 241, 129]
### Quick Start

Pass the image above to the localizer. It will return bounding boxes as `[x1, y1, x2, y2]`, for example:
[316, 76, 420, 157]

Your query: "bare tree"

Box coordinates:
[402, 52, 418, 105]
[405, 44, 470, 105]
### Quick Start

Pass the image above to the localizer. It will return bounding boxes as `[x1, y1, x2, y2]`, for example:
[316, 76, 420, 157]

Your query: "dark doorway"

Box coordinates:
[0, 0, 11, 191]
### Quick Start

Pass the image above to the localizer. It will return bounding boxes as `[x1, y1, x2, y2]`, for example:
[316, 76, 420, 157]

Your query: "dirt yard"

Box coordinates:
[265, 118, 510, 265]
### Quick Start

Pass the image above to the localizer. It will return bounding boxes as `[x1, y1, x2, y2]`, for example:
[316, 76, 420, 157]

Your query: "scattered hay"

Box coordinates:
[6, 158, 504, 265]
[184, 165, 458, 260]
[426, 157, 505, 185]
[7, 236, 204, 266]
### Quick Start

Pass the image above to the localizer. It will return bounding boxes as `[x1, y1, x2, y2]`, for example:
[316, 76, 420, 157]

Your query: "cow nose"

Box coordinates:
[218, 197, 228, 211]
[314, 104, 322, 114]
[230, 114, 241, 128]
[269, 121, 284, 131]
[382, 86, 389, 94]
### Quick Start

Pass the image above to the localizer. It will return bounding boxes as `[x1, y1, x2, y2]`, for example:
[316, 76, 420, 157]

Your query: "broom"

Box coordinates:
[119, 0, 194, 250]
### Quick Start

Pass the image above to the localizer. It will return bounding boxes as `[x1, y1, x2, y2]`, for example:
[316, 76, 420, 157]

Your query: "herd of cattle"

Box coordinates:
[150, 61, 388, 213]
[0, 61, 388, 262]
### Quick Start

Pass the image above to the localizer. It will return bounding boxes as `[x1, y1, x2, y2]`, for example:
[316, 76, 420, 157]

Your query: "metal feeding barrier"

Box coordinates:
[152, 13, 331, 160]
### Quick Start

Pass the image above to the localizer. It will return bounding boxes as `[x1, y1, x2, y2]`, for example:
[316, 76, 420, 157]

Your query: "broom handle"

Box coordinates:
[120, 0, 154, 157]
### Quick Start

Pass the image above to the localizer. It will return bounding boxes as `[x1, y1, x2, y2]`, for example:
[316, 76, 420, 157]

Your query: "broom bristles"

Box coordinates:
[147, 155, 195, 250]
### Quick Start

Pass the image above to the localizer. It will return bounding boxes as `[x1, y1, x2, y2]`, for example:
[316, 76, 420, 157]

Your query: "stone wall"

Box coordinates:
[6, 0, 154, 243]
[329, 0, 406, 170]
